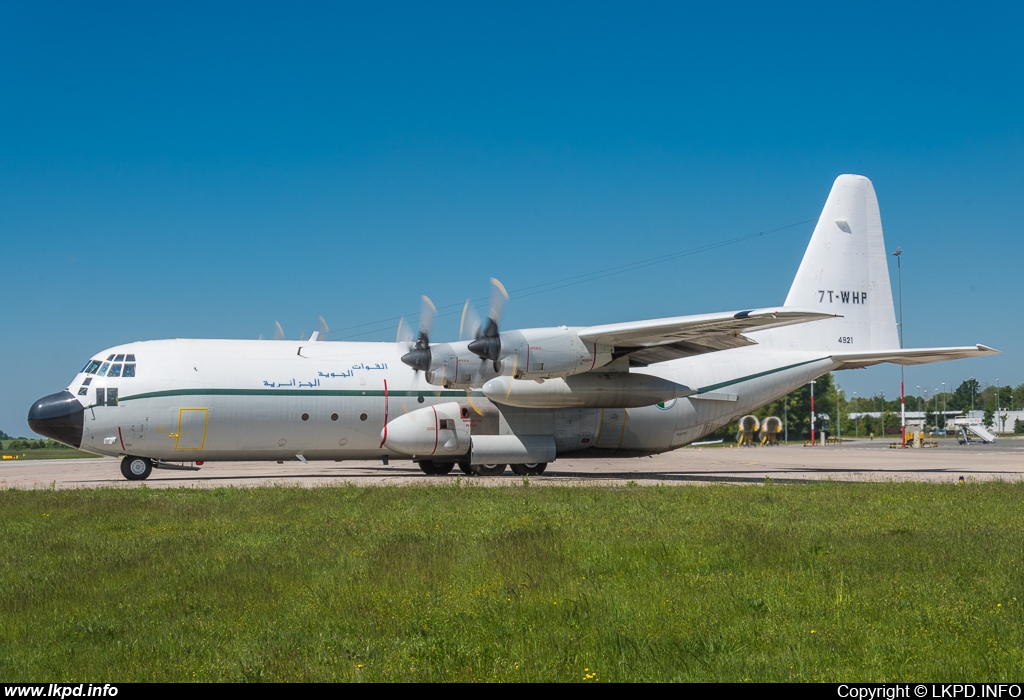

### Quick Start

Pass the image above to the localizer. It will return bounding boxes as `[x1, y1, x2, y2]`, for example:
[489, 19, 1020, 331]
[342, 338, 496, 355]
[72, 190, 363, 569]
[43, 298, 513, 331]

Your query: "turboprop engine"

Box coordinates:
[407, 330, 615, 389]
[400, 280, 615, 388]
[486, 327, 614, 381]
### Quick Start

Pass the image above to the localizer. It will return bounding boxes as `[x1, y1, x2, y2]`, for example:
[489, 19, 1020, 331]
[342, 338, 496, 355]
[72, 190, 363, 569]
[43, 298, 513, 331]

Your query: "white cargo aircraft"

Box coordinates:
[28, 175, 996, 480]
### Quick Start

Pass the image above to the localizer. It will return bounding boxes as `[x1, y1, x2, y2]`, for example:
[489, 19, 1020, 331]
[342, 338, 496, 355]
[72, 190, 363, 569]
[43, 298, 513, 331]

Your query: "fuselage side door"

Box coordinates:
[175, 408, 208, 450]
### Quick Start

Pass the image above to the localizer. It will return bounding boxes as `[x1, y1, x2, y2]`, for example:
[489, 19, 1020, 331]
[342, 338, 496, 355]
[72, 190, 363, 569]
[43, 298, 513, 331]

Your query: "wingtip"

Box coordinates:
[977, 344, 1000, 354]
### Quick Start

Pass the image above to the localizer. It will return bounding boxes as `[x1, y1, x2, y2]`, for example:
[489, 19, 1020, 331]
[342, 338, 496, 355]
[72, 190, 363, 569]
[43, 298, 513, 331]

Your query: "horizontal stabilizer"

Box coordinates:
[831, 344, 998, 369]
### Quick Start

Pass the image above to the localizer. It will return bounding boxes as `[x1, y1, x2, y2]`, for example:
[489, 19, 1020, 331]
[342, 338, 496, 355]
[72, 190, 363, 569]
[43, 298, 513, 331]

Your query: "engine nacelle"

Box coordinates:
[482, 372, 693, 409]
[419, 328, 613, 389]
[381, 402, 471, 457]
[422, 342, 500, 389]
[497, 327, 613, 381]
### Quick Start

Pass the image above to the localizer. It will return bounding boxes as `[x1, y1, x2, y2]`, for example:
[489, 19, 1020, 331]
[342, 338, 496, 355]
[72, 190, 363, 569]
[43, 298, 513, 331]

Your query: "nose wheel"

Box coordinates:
[120, 456, 153, 481]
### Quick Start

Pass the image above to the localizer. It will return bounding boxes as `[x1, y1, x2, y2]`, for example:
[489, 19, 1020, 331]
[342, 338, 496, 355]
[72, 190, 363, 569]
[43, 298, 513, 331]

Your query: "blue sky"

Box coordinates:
[3, 1, 1022, 435]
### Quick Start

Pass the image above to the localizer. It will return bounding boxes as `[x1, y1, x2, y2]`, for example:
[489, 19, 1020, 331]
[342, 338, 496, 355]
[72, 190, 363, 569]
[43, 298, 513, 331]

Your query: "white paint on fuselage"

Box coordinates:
[66, 337, 837, 463]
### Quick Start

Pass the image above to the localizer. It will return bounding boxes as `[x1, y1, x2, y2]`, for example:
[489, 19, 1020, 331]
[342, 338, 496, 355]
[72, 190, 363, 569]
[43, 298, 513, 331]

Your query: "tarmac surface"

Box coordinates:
[3, 437, 1024, 489]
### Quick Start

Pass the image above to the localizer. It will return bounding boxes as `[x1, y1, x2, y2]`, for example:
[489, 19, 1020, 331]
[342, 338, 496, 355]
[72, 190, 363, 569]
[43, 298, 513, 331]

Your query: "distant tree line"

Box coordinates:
[712, 376, 1024, 442]
[3, 438, 73, 450]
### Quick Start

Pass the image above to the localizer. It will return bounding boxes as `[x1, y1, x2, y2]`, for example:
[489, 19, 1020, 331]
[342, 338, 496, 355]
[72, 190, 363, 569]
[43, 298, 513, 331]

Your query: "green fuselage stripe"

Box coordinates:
[117, 357, 831, 405]
[119, 388, 476, 402]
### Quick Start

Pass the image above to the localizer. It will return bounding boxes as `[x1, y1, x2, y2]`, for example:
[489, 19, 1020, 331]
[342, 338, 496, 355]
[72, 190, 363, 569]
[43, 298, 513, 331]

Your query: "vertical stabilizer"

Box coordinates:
[755, 175, 900, 352]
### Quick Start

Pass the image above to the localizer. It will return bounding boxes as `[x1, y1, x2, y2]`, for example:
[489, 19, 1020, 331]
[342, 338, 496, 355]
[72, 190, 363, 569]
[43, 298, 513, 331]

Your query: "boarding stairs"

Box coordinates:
[950, 417, 996, 444]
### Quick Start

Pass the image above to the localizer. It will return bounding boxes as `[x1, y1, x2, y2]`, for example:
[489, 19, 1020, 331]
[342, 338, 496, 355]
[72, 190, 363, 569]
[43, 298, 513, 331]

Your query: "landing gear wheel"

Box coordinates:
[472, 463, 507, 476]
[120, 456, 153, 481]
[457, 461, 473, 475]
[510, 462, 547, 476]
[418, 460, 456, 475]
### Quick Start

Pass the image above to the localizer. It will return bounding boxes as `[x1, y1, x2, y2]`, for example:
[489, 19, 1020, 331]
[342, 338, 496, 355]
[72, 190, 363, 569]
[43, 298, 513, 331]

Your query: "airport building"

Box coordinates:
[847, 410, 1023, 435]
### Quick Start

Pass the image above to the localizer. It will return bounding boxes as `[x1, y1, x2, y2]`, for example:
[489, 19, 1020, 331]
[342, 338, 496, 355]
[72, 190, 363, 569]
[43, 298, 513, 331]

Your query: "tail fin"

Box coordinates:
[758, 174, 900, 352]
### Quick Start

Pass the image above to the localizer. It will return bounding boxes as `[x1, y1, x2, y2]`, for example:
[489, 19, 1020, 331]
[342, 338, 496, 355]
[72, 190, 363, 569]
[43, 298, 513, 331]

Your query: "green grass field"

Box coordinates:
[1, 482, 1022, 682]
[1, 439, 96, 461]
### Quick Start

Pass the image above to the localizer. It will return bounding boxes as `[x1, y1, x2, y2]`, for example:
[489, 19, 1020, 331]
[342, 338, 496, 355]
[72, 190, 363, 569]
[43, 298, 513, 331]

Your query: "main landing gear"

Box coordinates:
[120, 455, 153, 481]
[472, 463, 507, 476]
[417, 460, 456, 475]
[509, 463, 547, 476]
[416, 461, 548, 477]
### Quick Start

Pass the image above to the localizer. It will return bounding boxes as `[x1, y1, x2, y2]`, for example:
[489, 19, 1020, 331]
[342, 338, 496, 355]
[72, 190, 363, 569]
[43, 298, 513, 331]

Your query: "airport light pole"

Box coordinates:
[917, 385, 922, 431]
[941, 382, 946, 431]
[853, 392, 858, 438]
[784, 395, 788, 445]
[971, 376, 975, 414]
[892, 246, 906, 447]
[810, 380, 816, 446]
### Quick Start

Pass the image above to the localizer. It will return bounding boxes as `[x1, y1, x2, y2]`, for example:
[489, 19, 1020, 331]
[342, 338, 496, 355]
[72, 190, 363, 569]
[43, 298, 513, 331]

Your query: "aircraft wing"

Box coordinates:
[830, 345, 999, 369]
[578, 307, 836, 365]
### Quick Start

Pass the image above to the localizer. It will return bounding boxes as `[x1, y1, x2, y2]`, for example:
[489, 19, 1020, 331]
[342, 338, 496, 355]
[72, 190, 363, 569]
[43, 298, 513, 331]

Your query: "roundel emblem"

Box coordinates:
[655, 399, 677, 410]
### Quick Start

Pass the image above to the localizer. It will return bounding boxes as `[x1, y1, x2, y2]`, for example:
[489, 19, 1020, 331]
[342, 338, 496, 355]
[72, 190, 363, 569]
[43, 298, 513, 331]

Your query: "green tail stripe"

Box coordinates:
[693, 357, 829, 394]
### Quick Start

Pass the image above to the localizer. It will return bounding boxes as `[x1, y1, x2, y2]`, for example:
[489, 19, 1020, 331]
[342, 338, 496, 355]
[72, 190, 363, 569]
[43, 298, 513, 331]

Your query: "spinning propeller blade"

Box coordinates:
[468, 278, 508, 372]
[400, 296, 436, 373]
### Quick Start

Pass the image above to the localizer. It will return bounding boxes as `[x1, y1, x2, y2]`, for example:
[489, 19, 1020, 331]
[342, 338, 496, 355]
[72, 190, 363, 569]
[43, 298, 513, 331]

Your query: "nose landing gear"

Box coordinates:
[120, 456, 153, 481]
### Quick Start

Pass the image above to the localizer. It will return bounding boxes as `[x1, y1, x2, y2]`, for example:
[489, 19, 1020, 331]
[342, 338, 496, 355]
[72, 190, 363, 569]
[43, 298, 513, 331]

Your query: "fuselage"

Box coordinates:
[29, 337, 838, 464]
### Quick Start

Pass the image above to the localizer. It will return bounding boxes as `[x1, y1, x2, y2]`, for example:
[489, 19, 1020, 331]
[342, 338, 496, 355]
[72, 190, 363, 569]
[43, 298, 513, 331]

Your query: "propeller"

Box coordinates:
[318, 316, 329, 340]
[274, 321, 285, 341]
[459, 299, 481, 341]
[400, 296, 436, 373]
[468, 278, 508, 372]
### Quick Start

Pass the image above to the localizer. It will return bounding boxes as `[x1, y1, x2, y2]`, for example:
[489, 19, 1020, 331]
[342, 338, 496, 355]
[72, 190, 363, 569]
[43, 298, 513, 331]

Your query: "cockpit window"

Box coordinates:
[98, 363, 110, 376]
[107, 354, 115, 361]
[108, 364, 122, 378]
[83, 360, 102, 374]
[114, 354, 125, 362]
[126, 354, 136, 362]
[122, 363, 136, 378]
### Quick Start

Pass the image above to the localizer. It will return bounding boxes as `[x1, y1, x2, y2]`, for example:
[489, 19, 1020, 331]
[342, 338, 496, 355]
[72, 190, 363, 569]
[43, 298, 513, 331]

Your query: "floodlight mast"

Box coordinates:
[810, 380, 816, 446]
[892, 246, 906, 447]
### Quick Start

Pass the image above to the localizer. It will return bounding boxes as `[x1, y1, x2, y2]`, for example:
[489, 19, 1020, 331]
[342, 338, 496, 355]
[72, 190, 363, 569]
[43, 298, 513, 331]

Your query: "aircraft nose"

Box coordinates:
[27, 390, 85, 449]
